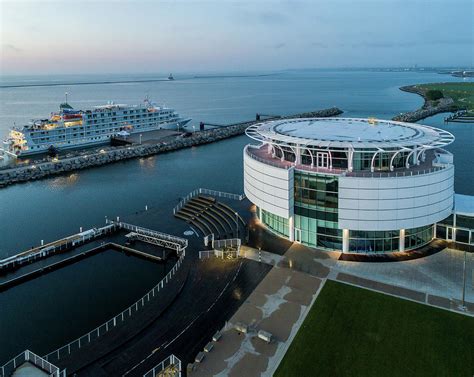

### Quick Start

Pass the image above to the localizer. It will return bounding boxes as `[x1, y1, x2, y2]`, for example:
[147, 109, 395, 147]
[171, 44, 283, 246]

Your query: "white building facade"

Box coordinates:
[244, 118, 455, 253]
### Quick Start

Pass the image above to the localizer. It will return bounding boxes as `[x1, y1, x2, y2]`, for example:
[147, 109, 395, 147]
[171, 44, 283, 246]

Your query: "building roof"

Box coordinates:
[246, 118, 455, 151]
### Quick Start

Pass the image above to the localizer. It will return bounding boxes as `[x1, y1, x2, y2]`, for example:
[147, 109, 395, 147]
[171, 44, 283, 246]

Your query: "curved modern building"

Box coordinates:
[243, 118, 455, 253]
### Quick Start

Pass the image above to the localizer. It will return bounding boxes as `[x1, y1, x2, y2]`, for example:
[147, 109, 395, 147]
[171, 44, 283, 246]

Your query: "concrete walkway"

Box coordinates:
[191, 264, 326, 377]
[242, 244, 474, 312]
[188, 239, 473, 377]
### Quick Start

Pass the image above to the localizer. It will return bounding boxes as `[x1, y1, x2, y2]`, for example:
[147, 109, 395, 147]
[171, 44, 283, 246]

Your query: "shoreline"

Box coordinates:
[0, 107, 343, 188]
[392, 84, 457, 122]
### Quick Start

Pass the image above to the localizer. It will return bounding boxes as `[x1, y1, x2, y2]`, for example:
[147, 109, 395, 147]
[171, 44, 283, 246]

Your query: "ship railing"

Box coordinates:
[0, 350, 65, 377]
[43, 249, 186, 364]
[143, 354, 182, 377]
[173, 188, 246, 215]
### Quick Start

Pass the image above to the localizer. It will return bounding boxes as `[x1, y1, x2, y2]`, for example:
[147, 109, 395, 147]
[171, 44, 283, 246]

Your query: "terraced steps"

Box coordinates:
[174, 195, 243, 237]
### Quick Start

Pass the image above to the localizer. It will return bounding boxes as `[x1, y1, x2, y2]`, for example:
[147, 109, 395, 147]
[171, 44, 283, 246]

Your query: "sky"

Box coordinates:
[0, 0, 473, 75]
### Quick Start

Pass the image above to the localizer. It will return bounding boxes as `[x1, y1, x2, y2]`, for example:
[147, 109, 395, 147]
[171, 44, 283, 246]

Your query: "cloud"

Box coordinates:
[2, 43, 22, 53]
[257, 10, 288, 25]
[337, 37, 473, 49]
[311, 42, 329, 48]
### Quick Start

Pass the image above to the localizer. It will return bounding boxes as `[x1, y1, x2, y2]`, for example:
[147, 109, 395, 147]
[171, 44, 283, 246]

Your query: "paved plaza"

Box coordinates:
[190, 227, 473, 376]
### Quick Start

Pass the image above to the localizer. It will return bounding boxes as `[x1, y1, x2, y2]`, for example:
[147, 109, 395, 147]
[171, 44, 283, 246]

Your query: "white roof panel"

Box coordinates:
[246, 118, 455, 151]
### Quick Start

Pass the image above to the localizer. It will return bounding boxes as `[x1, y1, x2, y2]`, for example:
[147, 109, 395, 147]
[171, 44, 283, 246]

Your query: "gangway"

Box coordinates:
[109, 220, 188, 255]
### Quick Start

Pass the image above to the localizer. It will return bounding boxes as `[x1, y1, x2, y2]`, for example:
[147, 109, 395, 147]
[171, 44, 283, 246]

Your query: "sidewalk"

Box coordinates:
[191, 264, 325, 377]
[189, 242, 473, 376]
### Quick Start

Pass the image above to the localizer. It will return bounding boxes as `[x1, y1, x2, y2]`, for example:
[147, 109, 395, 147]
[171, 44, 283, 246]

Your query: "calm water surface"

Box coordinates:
[0, 70, 472, 362]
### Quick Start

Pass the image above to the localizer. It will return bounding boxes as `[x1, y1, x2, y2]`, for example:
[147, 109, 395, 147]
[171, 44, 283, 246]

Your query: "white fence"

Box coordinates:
[143, 354, 181, 377]
[199, 238, 241, 260]
[1, 350, 65, 377]
[109, 220, 188, 253]
[173, 188, 246, 215]
[0, 224, 116, 271]
[213, 238, 241, 250]
[43, 250, 186, 363]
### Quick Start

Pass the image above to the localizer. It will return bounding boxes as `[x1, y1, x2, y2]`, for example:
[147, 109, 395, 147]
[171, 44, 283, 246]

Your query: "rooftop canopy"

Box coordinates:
[246, 118, 455, 152]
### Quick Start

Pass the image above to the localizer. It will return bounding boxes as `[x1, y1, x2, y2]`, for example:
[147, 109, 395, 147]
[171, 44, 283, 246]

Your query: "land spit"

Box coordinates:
[392, 85, 457, 123]
[0, 107, 342, 188]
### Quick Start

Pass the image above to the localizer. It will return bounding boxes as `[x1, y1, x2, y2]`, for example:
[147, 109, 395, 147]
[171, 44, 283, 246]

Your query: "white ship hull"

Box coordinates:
[12, 118, 191, 157]
[4, 99, 191, 157]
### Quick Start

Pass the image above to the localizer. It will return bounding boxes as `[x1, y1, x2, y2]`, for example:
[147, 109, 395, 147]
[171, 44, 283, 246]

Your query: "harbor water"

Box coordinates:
[0, 70, 472, 363]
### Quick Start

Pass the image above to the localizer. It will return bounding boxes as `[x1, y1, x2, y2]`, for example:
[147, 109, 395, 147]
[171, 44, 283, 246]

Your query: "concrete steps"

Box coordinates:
[174, 195, 243, 237]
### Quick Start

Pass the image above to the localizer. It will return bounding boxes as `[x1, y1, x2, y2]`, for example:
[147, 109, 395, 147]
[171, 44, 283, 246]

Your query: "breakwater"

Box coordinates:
[392, 85, 457, 123]
[0, 107, 342, 188]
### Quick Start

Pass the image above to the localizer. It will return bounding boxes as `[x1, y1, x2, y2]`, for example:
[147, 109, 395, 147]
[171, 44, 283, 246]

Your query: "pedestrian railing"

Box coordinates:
[43, 250, 186, 363]
[199, 238, 241, 260]
[199, 250, 215, 259]
[173, 188, 246, 215]
[1, 350, 65, 377]
[0, 224, 117, 271]
[143, 354, 181, 377]
[213, 238, 241, 250]
[108, 220, 188, 253]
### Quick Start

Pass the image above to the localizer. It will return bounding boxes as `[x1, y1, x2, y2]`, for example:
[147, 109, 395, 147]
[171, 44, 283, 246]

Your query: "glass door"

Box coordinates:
[316, 152, 329, 168]
[447, 227, 454, 241]
[294, 228, 301, 243]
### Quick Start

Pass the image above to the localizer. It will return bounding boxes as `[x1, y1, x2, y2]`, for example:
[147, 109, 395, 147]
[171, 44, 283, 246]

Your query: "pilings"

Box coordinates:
[0, 108, 343, 188]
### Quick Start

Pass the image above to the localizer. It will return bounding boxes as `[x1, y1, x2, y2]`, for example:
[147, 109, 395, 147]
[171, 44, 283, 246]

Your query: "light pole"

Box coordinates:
[235, 212, 239, 239]
[461, 249, 467, 309]
[139, 134, 142, 145]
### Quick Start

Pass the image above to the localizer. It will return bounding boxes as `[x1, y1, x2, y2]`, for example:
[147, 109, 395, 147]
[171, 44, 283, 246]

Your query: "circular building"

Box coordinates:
[243, 118, 455, 253]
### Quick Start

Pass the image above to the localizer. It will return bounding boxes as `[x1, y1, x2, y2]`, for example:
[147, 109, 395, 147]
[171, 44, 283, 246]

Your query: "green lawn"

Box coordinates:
[416, 82, 474, 112]
[275, 280, 474, 377]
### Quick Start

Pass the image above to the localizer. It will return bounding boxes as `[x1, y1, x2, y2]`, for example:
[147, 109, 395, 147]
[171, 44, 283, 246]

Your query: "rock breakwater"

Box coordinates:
[0, 107, 343, 188]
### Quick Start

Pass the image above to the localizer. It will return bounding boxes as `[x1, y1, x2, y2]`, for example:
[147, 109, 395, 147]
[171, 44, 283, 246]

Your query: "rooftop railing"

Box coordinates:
[245, 145, 452, 178]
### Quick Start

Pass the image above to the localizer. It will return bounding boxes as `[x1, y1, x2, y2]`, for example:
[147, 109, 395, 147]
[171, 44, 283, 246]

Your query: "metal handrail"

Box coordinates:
[0, 224, 116, 269]
[143, 354, 181, 377]
[1, 350, 63, 377]
[109, 220, 188, 251]
[173, 188, 245, 215]
[43, 249, 186, 363]
[245, 145, 293, 170]
[246, 145, 452, 178]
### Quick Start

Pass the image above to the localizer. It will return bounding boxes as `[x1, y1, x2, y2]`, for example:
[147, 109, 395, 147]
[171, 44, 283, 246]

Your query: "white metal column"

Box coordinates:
[289, 216, 294, 241]
[399, 229, 405, 252]
[342, 229, 349, 253]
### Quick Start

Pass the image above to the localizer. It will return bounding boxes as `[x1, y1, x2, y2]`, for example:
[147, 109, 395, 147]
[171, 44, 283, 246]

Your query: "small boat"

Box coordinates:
[168, 73, 174, 80]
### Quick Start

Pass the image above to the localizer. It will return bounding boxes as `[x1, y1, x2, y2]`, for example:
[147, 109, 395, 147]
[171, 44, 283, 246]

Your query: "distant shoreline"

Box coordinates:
[0, 73, 279, 89]
[392, 84, 457, 122]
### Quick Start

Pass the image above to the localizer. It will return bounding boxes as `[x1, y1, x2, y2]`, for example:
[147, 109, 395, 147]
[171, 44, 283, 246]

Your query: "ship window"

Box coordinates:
[124, 111, 128, 114]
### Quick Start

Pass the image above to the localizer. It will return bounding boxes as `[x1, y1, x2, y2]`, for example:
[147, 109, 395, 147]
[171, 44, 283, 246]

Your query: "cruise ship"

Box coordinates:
[3, 98, 191, 156]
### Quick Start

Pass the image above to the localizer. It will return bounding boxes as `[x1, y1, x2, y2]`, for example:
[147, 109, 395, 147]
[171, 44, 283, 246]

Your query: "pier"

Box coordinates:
[0, 107, 342, 188]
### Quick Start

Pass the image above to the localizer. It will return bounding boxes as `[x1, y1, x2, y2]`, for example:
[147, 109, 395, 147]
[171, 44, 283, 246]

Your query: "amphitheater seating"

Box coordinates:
[174, 195, 244, 237]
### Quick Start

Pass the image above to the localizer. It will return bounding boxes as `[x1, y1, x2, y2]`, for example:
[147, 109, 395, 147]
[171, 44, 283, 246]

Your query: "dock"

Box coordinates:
[0, 107, 343, 188]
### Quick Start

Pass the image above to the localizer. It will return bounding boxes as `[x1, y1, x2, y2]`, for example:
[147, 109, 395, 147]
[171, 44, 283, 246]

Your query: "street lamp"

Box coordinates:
[461, 249, 467, 310]
[235, 212, 239, 239]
